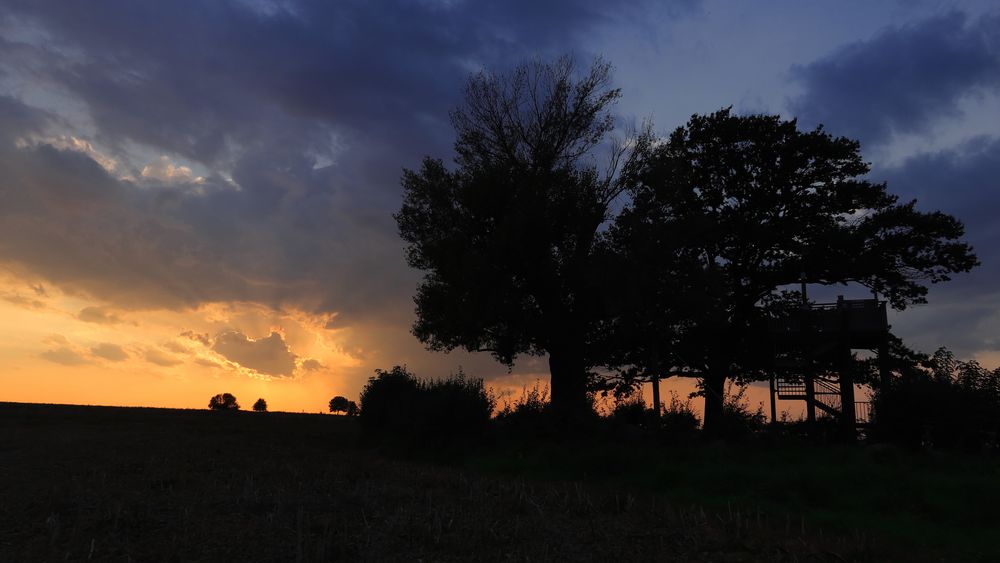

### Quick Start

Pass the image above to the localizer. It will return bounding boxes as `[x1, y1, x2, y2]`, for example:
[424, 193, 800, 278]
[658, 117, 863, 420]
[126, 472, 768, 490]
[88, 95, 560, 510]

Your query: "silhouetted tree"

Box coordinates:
[328, 395, 357, 416]
[208, 392, 240, 411]
[611, 108, 978, 436]
[252, 398, 267, 412]
[396, 56, 650, 419]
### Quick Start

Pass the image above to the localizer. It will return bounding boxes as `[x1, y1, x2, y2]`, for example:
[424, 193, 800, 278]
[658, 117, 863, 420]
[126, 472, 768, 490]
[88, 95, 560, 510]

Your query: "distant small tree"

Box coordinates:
[252, 398, 268, 412]
[208, 393, 240, 411]
[329, 395, 357, 416]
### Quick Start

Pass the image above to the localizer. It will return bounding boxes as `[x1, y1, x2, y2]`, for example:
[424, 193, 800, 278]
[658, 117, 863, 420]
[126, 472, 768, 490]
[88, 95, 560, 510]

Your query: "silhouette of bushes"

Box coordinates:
[873, 350, 1000, 450]
[494, 382, 550, 428]
[660, 392, 701, 434]
[359, 366, 494, 442]
[252, 398, 267, 412]
[208, 393, 240, 411]
[714, 383, 766, 439]
[607, 391, 700, 435]
[493, 383, 607, 438]
[358, 366, 421, 433]
[610, 394, 650, 426]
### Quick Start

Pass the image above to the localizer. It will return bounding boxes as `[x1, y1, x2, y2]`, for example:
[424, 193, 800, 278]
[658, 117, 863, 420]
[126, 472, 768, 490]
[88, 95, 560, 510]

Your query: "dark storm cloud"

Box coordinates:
[790, 11, 1000, 146]
[212, 330, 297, 377]
[0, 0, 652, 166]
[786, 8, 1000, 358]
[878, 136, 1000, 287]
[0, 0, 666, 323]
[876, 136, 1000, 355]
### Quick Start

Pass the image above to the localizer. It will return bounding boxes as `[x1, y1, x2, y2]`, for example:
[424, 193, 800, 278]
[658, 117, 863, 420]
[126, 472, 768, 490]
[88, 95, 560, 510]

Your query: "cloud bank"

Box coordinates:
[790, 11, 1000, 147]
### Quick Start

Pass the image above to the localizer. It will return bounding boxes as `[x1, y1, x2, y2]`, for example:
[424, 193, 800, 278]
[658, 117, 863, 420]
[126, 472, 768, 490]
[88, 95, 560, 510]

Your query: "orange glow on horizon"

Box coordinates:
[0, 271, 368, 413]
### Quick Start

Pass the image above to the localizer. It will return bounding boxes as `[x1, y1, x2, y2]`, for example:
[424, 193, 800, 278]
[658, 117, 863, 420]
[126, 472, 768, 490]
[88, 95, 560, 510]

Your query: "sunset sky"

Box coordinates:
[1, 1, 998, 413]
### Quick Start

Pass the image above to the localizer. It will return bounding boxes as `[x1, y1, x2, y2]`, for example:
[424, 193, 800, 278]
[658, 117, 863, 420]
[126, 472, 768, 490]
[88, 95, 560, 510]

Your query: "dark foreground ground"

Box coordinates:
[0, 403, 996, 561]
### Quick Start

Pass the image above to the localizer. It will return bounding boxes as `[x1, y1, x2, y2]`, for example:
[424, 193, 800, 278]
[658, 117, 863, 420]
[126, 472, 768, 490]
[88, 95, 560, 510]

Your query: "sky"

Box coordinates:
[0, 0, 998, 414]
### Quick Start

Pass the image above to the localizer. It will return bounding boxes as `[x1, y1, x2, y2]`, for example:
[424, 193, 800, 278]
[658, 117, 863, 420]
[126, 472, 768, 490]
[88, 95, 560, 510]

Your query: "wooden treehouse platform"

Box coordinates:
[766, 296, 889, 437]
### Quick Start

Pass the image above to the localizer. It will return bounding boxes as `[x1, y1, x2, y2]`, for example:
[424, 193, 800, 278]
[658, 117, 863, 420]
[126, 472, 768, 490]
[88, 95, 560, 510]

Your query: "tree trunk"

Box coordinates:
[701, 370, 727, 437]
[650, 373, 661, 419]
[548, 348, 589, 420]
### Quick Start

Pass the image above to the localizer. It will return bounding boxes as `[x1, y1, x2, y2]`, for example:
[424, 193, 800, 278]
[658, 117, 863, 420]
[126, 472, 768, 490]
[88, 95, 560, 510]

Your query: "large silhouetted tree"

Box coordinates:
[396, 57, 649, 418]
[611, 108, 978, 435]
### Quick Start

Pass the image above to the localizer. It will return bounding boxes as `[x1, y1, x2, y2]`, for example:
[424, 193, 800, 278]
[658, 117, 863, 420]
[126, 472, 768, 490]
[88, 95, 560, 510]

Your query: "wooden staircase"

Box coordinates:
[775, 376, 871, 426]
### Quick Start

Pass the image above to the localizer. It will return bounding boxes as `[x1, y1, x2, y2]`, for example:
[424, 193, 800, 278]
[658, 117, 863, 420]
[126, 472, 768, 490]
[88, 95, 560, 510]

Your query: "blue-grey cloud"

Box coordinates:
[790, 11, 1000, 146]
[0, 0, 653, 167]
[785, 8, 1000, 359]
[876, 136, 1000, 354]
[0, 0, 670, 328]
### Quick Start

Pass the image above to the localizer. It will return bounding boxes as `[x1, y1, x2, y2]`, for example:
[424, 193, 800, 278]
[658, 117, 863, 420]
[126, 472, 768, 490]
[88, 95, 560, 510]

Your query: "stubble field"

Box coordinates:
[0, 402, 995, 561]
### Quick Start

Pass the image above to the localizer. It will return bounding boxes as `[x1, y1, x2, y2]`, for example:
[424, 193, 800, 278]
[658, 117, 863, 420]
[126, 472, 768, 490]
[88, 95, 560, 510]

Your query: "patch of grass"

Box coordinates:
[462, 435, 1000, 560]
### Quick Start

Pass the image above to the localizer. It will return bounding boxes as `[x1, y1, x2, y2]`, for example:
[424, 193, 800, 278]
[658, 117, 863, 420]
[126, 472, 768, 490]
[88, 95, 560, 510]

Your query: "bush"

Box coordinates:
[606, 391, 699, 435]
[358, 366, 494, 443]
[358, 366, 421, 433]
[252, 398, 267, 412]
[869, 349, 1000, 450]
[418, 371, 495, 436]
[716, 382, 766, 438]
[494, 382, 551, 431]
[660, 391, 700, 434]
[609, 394, 653, 427]
[873, 373, 999, 450]
[208, 393, 240, 411]
[495, 382, 604, 437]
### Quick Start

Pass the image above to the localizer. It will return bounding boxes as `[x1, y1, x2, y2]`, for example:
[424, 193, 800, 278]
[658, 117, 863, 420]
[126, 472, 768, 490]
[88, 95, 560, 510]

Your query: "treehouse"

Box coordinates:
[766, 296, 890, 438]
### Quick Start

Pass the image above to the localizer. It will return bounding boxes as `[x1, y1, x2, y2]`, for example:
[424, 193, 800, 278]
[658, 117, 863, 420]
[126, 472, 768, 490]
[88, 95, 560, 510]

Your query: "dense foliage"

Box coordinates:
[607, 108, 977, 434]
[208, 393, 240, 411]
[329, 396, 358, 416]
[397, 57, 650, 417]
[358, 366, 494, 442]
[873, 348, 1000, 450]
